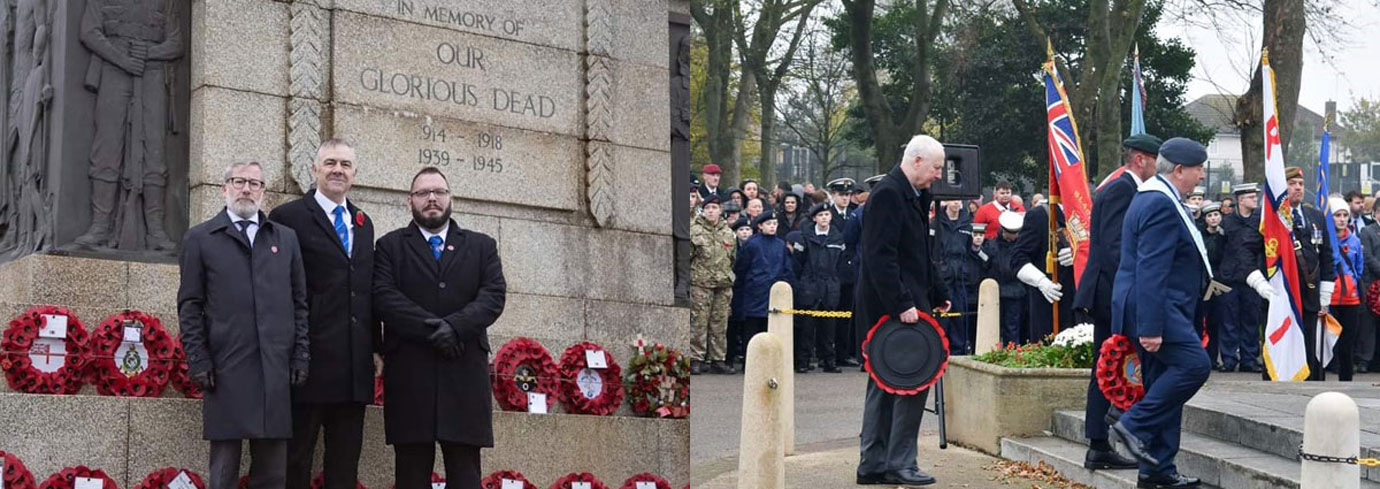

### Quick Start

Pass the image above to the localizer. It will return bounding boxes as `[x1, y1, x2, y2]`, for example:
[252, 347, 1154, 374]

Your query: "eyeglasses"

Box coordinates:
[411, 189, 451, 199]
[226, 177, 265, 190]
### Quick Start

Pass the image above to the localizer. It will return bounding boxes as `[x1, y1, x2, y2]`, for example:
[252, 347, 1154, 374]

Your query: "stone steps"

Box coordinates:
[1001, 435, 1215, 489]
[1041, 409, 1380, 489]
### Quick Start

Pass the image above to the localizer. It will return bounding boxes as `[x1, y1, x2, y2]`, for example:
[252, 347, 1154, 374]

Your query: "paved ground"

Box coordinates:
[690, 361, 1380, 487]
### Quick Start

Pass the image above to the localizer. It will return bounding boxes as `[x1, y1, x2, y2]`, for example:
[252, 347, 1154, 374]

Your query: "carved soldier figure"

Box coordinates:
[74, 0, 182, 251]
[0, 0, 55, 256]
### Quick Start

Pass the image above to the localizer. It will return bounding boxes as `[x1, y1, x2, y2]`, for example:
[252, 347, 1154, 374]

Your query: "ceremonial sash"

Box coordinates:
[1138, 175, 1213, 278]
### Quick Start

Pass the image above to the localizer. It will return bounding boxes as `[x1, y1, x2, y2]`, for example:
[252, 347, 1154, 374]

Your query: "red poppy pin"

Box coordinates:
[271, 245, 279, 254]
[447, 245, 455, 251]
[355, 211, 366, 226]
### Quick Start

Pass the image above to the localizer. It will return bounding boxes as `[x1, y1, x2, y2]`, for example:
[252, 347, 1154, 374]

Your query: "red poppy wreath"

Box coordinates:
[548, 473, 608, 489]
[373, 374, 385, 406]
[617, 473, 671, 489]
[89, 311, 177, 397]
[557, 342, 624, 416]
[2, 306, 90, 394]
[623, 337, 689, 419]
[490, 338, 558, 412]
[133, 468, 205, 489]
[168, 340, 202, 399]
[1096, 334, 1144, 411]
[310, 472, 366, 489]
[1, 450, 37, 489]
[37, 466, 119, 489]
[480, 471, 536, 489]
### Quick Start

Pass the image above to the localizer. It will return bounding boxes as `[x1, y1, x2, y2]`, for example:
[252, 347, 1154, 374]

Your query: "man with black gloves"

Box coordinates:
[373, 167, 507, 489]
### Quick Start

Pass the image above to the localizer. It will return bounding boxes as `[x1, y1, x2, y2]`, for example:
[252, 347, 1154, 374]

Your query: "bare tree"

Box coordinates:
[736, 0, 821, 189]
[838, 0, 950, 173]
[1234, 0, 1306, 183]
[1012, 0, 1150, 177]
[691, 0, 757, 183]
[780, 26, 859, 184]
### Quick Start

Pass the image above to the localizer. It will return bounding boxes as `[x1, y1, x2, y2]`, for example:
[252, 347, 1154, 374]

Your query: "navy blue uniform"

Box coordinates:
[1111, 178, 1212, 479]
[1072, 171, 1136, 443]
[1216, 209, 1265, 370]
[786, 226, 845, 368]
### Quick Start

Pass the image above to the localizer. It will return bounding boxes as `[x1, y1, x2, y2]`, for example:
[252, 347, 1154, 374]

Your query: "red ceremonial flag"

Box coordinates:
[1041, 44, 1094, 288]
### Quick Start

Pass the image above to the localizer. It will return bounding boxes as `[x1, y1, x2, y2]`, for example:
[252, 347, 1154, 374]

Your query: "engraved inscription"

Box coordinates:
[331, 0, 581, 52]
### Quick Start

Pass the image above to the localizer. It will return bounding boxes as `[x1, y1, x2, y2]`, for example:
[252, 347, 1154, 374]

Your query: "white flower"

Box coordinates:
[1052, 323, 1095, 347]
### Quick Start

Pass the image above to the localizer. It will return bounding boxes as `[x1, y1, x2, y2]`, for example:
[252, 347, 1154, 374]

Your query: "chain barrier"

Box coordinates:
[1297, 445, 1380, 467]
[769, 309, 971, 319]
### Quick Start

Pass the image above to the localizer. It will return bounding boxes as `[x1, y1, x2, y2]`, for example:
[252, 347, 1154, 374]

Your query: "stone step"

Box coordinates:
[1181, 398, 1380, 483]
[1000, 436, 1221, 489]
[1050, 409, 1380, 489]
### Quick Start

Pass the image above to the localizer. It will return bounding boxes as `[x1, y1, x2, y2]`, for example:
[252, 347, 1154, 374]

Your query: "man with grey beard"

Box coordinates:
[178, 160, 310, 489]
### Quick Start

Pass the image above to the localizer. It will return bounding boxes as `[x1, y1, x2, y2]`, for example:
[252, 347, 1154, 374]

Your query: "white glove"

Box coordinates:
[1319, 281, 1335, 312]
[1246, 270, 1274, 301]
[1058, 247, 1073, 267]
[1017, 263, 1063, 303]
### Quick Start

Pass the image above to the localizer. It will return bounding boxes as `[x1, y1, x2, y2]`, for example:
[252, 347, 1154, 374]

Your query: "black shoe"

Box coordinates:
[855, 472, 888, 485]
[822, 363, 842, 373]
[1241, 365, 1263, 373]
[1084, 447, 1138, 469]
[1110, 422, 1159, 466]
[709, 361, 735, 375]
[1137, 473, 1200, 488]
[885, 469, 936, 487]
[839, 358, 860, 367]
[796, 366, 810, 374]
[1358, 364, 1370, 374]
[1217, 364, 1236, 373]
[1104, 406, 1124, 426]
[690, 361, 703, 375]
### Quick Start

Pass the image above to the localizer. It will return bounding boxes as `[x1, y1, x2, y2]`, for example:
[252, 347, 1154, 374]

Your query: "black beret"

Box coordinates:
[1122, 133, 1163, 155]
[1159, 137, 1208, 167]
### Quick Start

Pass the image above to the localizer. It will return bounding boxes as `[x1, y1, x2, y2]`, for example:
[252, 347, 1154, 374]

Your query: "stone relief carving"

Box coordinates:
[73, 0, 184, 251]
[584, 0, 614, 227]
[0, 0, 55, 257]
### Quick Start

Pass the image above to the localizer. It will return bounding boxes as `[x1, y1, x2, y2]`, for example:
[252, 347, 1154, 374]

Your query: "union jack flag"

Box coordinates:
[1042, 52, 1094, 287]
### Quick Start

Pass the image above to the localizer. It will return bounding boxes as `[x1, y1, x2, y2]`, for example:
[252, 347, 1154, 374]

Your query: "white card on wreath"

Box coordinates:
[500, 479, 523, 489]
[571, 483, 592, 489]
[430, 483, 445, 489]
[585, 350, 607, 369]
[39, 314, 66, 339]
[168, 471, 195, 489]
[636, 483, 656, 489]
[526, 393, 547, 414]
[123, 325, 142, 343]
[75, 477, 102, 489]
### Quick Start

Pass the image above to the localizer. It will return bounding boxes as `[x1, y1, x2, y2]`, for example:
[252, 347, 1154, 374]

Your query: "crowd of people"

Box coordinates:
[688, 133, 1380, 487]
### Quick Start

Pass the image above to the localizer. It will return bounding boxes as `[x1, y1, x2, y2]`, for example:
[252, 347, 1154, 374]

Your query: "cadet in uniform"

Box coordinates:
[1217, 183, 1268, 373]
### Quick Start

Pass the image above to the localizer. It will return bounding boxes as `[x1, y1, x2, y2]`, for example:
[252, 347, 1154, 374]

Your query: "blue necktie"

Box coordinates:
[429, 236, 443, 261]
[332, 205, 351, 255]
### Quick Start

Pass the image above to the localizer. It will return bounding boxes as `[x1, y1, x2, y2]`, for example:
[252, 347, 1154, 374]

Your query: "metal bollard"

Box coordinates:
[975, 278, 1001, 354]
[737, 332, 786, 489]
[1302, 391, 1359, 489]
[766, 281, 795, 455]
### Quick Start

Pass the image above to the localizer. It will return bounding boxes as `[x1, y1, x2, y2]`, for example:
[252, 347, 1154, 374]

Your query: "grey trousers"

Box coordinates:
[857, 378, 929, 476]
[210, 439, 288, 489]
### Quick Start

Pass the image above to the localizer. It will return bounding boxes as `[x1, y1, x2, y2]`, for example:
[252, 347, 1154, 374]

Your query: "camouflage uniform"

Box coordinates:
[690, 214, 736, 363]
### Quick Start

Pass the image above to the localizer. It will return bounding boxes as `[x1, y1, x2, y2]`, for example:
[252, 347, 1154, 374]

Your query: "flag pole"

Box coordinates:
[1046, 40, 1061, 335]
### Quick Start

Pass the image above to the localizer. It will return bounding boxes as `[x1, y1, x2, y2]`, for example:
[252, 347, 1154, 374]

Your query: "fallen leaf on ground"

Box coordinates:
[984, 460, 1092, 489]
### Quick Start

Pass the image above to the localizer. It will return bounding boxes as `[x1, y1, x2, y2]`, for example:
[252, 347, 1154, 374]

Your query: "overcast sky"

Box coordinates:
[1157, 0, 1380, 116]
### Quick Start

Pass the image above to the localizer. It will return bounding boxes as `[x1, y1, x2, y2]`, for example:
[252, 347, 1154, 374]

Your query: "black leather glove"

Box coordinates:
[425, 319, 463, 359]
[191, 370, 216, 392]
[291, 367, 309, 386]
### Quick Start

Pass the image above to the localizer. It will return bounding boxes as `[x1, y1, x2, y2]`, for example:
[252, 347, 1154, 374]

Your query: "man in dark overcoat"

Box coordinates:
[1070, 134, 1159, 470]
[374, 167, 507, 489]
[178, 161, 310, 489]
[268, 139, 379, 489]
[854, 135, 950, 487]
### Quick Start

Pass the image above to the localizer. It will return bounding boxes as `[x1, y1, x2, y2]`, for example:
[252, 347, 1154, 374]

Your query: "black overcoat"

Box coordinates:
[178, 209, 310, 440]
[852, 165, 948, 342]
[373, 220, 506, 447]
[268, 191, 379, 404]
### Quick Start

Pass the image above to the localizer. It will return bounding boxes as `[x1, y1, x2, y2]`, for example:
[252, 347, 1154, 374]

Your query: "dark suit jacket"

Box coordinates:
[268, 191, 379, 405]
[1291, 205, 1336, 315]
[1013, 204, 1076, 332]
[1073, 171, 1136, 312]
[1111, 185, 1204, 344]
[1361, 223, 1380, 292]
[853, 165, 947, 342]
[373, 220, 506, 446]
[178, 209, 309, 440]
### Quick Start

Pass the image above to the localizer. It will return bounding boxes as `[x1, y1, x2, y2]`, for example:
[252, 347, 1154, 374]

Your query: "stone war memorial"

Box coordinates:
[0, 0, 692, 486]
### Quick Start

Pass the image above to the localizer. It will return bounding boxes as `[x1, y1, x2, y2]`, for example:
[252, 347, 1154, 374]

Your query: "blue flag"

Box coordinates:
[1318, 127, 1340, 269]
[1129, 45, 1146, 137]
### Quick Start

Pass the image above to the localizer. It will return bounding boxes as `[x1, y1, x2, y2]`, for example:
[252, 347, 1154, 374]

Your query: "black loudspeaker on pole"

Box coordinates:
[931, 144, 981, 200]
